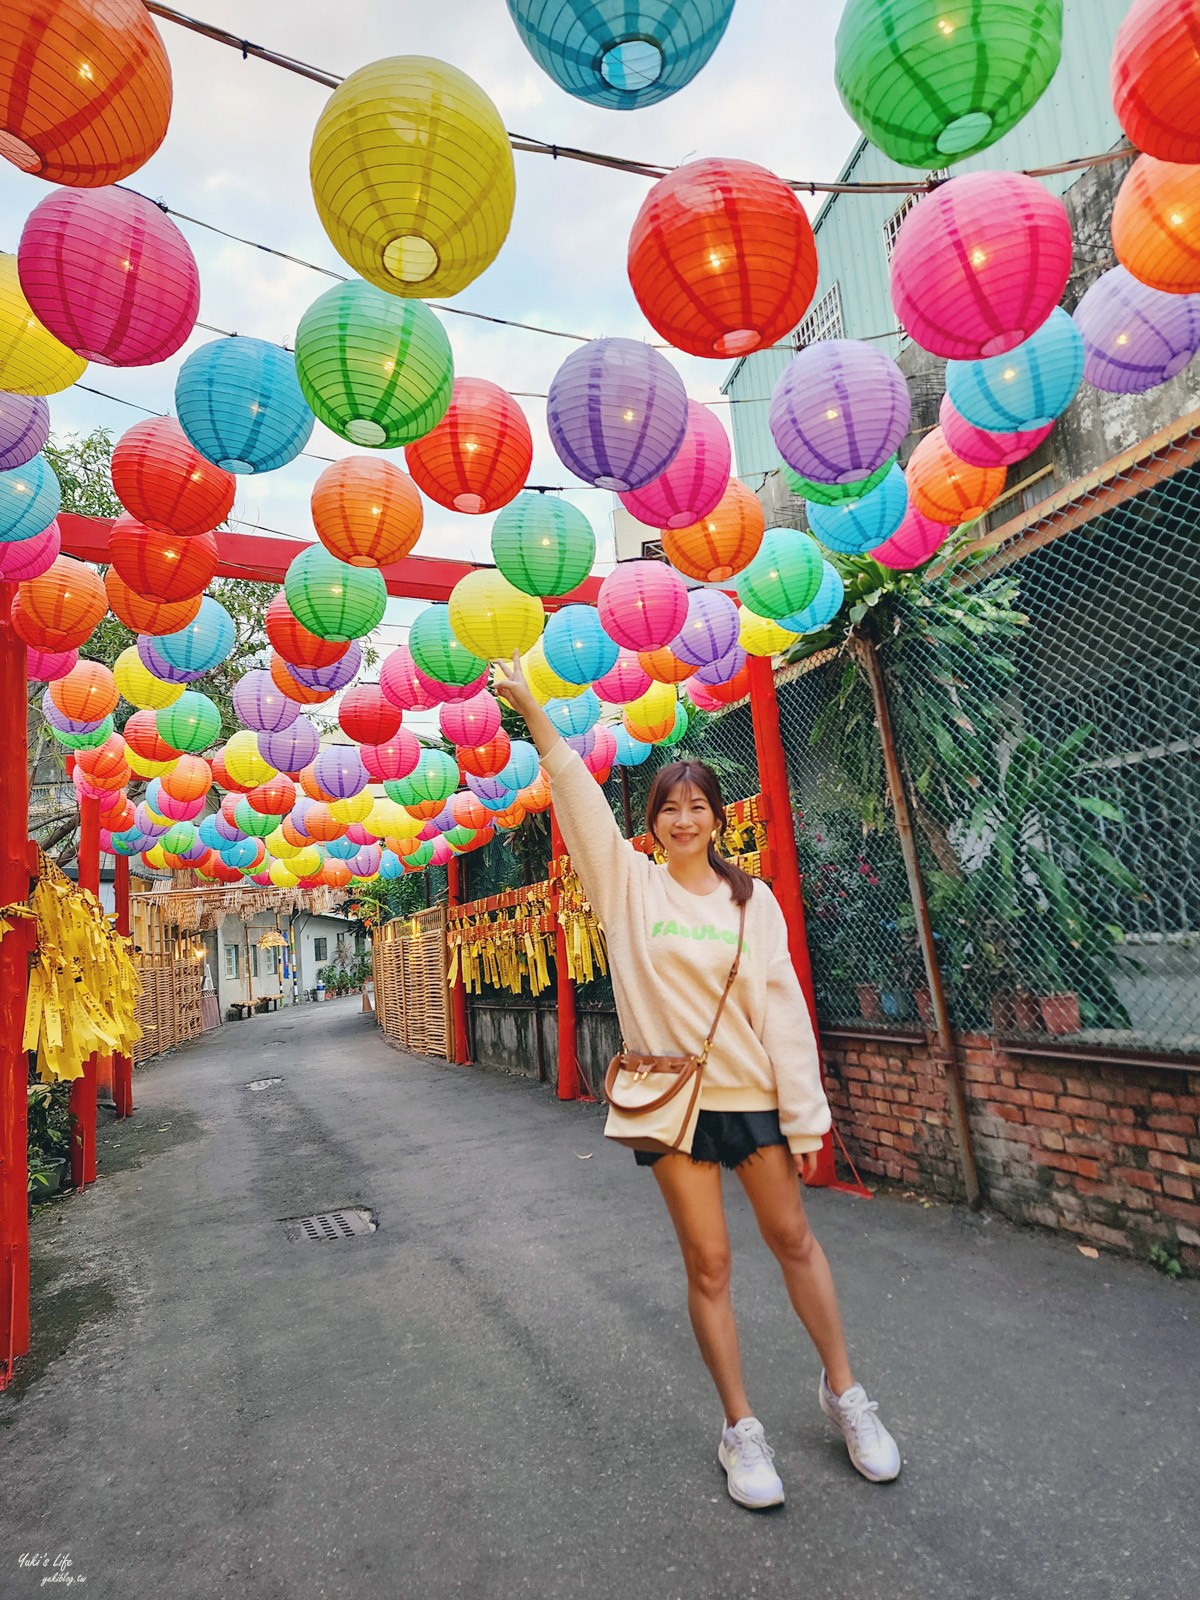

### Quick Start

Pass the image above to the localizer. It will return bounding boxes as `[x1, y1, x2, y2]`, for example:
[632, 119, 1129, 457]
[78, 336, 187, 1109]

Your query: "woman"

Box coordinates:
[496, 653, 901, 1511]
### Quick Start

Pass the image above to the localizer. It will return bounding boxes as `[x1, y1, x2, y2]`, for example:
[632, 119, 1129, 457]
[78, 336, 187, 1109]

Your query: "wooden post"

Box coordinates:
[618, 767, 634, 837]
[70, 794, 100, 1188]
[549, 806, 580, 1101]
[113, 855, 133, 1117]
[445, 856, 471, 1065]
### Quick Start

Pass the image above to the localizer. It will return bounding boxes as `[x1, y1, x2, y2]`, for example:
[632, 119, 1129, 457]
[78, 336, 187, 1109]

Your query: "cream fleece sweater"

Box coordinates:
[542, 739, 831, 1155]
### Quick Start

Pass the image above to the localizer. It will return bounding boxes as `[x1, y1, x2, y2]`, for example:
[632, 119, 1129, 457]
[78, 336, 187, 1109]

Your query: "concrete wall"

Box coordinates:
[467, 999, 620, 1098]
[213, 912, 367, 1016]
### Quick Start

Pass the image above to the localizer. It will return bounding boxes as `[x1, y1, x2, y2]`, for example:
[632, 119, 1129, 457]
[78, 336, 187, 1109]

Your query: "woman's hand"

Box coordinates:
[493, 651, 538, 722]
[795, 1150, 820, 1186]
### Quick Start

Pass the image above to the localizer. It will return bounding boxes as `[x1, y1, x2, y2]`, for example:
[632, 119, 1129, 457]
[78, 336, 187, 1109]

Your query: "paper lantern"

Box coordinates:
[669, 589, 740, 670]
[410, 604, 487, 685]
[258, 717, 320, 777]
[684, 679, 724, 712]
[264, 591, 349, 670]
[0, 517, 58, 580]
[693, 643, 747, 685]
[1074, 266, 1200, 394]
[246, 775, 296, 818]
[938, 394, 1053, 469]
[49, 659, 116, 723]
[339, 684, 403, 745]
[406, 379, 532, 515]
[661, 477, 764, 584]
[628, 159, 817, 358]
[890, 172, 1072, 360]
[406, 749, 462, 807]
[0, 0, 172, 185]
[1113, 156, 1200, 295]
[871, 505, 950, 571]
[613, 727, 653, 766]
[136, 634, 205, 686]
[834, 0, 1064, 168]
[946, 307, 1084, 431]
[700, 664, 751, 705]
[781, 456, 896, 506]
[906, 427, 1006, 526]
[0, 254, 88, 396]
[495, 740, 538, 793]
[770, 341, 910, 484]
[18, 187, 197, 367]
[807, 462, 909, 554]
[176, 337, 314, 475]
[270, 653, 334, 707]
[657, 703, 691, 748]
[638, 647, 694, 684]
[310, 459, 423, 574]
[157, 691, 221, 755]
[154, 596, 236, 675]
[541, 604, 618, 686]
[110, 417, 235, 537]
[597, 560, 688, 651]
[491, 493, 596, 597]
[26, 644, 77, 682]
[0, 453, 59, 544]
[232, 669, 300, 734]
[284, 545, 386, 642]
[310, 56, 514, 298]
[458, 731, 511, 779]
[50, 714, 112, 750]
[594, 649, 652, 705]
[548, 338, 689, 492]
[776, 564, 845, 635]
[0, 391, 49, 470]
[734, 530, 823, 620]
[364, 800, 422, 841]
[624, 701, 676, 745]
[289, 640, 363, 694]
[447, 569, 544, 662]
[109, 516, 218, 602]
[440, 691, 502, 748]
[619, 408, 729, 540]
[104, 570, 201, 636]
[160, 753, 212, 806]
[10, 556, 105, 649]
[221, 729, 275, 789]
[545, 691, 601, 741]
[623, 680, 678, 737]
[232, 797, 278, 839]
[41, 687, 101, 734]
[518, 772, 551, 814]
[1112, 0, 1200, 165]
[312, 746, 370, 802]
[380, 645, 440, 712]
[123, 709, 176, 764]
[506, 0, 734, 109]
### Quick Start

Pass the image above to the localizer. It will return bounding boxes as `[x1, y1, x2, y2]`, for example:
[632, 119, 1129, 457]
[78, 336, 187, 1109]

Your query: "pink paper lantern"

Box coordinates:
[597, 560, 689, 651]
[685, 677, 725, 712]
[26, 642, 77, 681]
[618, 402, 731, 530]
[938, 394, 1053, 470]
[428, 837, 455, 868]
[584, 724, 617, 775]
[871, 506, 950, 572]
[594, 648, 653, 705]
[17, 187, 199, 367]
[416, 664, 489, 704]
[0, 517, 60, 581]
[440, 690, 502, 748]
[380, 645, 440, 712]
[360, 730, 422, 782]
[155, 789, 206, 823]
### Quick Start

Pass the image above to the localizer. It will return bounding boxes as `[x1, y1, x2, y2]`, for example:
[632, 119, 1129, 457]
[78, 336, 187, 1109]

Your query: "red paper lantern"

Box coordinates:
[74, 732, 127, 788]
[264, 591, 349, 670]
[108, 515, 218, 602]
[159, 752, 212, 804]
[11, 556, 106, 649]
[661, 478, 765, 582]
[1112, 0, 1200, 166]
[106, 795, 135, 833]
[270, 652, 335, 706]
[360, 731, 422, 783]
[458, 731, 511, 779]
[110, 417, 236, 536]
[405, 378, 533, 514]
[0, 0, 172, 188]
[49, 658, 117, 722]
[311, 456, 424, 568]
[1112, 155, 1200, 294]
[104, 569, 201, 635]
[700, 664, 751, 705]
[338, 683, 404, 744]
[628, 158, 818, 358]
[123, 709, 176, 764]
[906, 427, 1007, 526]
[638, 647, 693, 685]
[247, 775, 296, 816]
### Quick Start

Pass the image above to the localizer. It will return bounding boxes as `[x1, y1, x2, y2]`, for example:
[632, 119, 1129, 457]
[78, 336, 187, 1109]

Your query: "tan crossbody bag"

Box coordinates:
[602, 903, 746, 1156]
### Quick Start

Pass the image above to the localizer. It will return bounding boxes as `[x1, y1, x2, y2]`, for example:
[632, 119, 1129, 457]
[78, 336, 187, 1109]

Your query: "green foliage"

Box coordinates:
[43, 427, 122, 520]
[1149, 1243, 1183, 1279]
[27, 1068, 73, 1197]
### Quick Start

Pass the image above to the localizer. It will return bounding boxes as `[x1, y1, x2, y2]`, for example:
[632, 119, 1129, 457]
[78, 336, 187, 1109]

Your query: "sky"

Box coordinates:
[0, 0, 862, 668]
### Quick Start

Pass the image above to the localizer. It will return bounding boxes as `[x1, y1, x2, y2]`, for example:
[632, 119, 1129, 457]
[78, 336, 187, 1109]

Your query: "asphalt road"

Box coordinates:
[3, 998, 1197, 1600]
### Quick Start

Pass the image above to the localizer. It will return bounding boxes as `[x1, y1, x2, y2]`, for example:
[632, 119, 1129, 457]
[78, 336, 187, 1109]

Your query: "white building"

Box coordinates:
[199, 909, 369, 1019]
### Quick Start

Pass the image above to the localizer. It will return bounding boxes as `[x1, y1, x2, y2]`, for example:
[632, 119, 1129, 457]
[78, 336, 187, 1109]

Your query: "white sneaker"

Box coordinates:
[717, 1416, 786, 1509]
[819, 1370, 901, 1482]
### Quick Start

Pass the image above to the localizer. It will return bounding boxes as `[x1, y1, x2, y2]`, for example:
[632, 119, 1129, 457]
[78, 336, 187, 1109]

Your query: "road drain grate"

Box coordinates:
[283, 1208, 376, 1242]
[247, 1077, 283, 1091]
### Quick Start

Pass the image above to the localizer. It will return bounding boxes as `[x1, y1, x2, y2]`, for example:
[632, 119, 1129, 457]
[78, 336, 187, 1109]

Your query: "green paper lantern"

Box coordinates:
[50, 714, 114, 750]
[284, 545, 387, 642]
[409, 603, 486, 685]
[407, 748, 461, 805]
[404, 840, 435, 868]
[834, 0, 1064, 170]
[491, 492, 597, 596]
[157, 691, 222, 755]
[293, 282, 454, 448]
[780, 456, 895, 506]
[234, 798, 280, 838]
[734, 529, 823, 621]
[442, 825, 477, 850]
[161, 822, 197, 855]
[657, 702, 689, 748]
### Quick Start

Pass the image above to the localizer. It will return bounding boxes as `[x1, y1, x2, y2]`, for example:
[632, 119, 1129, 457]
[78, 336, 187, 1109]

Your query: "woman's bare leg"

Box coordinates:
[652, 1153, 751, 1425]
[734, 1145, 855, 1395]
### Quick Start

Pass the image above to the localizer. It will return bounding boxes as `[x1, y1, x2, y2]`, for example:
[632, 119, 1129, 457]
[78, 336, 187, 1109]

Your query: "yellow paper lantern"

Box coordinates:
[520, 638, 587, 703]
[364, 798, 422, 839]
[113, 645, 184, 710]
[310, 56, 516, 299]
[268, 859, 300, 888]
[329, 792, 375, 825]
[266, 828, 300, 860]
[739, 605, 798, 658]
[142, 843, 167, 871]
[448, 568, 544, 661]
[223, 729, 276, 789]
[0, 253, 88, 396]
[624, 681, 678, 732]
[125, 748, 175, 780]
[288, 845, 323, 878]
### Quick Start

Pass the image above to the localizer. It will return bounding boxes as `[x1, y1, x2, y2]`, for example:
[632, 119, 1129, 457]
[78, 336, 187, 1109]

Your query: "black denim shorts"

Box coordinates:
[635, 1109, 790, 1169]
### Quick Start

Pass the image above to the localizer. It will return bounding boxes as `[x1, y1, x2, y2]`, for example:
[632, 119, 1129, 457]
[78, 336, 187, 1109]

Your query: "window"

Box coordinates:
[250, 944, 259, 978]
[313, 937, 328, 961]
[882, 176, 948, 263]
[224, 945, 239, 979]
[263, 947, 279, 976]
[794, 282, 844, 349]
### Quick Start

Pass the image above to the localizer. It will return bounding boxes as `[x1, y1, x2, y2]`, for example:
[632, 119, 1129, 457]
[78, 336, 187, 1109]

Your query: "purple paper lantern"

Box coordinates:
[232, 668, 301, 734]
[289, 639, 363, 692]
[465, 771, 518, 809]
[40, 687, 103, 735]
[1074, 266, 1200, 396]
[136, 635, 206, 685]
[26, 644, 77, 681]
[258, 715, 320, 775]
[213, 812, 245, 844]
[312, 744, 369, 800]
[547, 337, 689, 492]
[670, 588, 740, 669]
[350, 844, 382, 878]
[938, 395, 1053, 470]
[0, 518, 60, 581]
[871, 506, 949, 572]
[0, 392, 50, 471]
[695, 644, 747, 685]
[769, 340, 911, 485]
[134, 802, 170, 840]
[618, 400, 731, 530]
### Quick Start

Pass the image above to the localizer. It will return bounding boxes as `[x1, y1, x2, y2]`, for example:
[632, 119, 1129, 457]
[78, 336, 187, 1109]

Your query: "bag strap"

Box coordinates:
[697, 901, 747, 1068]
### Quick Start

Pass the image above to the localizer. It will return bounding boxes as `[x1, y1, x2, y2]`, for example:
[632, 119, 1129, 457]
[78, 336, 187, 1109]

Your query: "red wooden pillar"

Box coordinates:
[445, 855, 471, 1066]
[0, 583, 33, 1382]
[113, 854, 134, 1118]
[70, 794, 100, 1189]
[747, 655, 866, 1195]
[549, 806, 580, 1101]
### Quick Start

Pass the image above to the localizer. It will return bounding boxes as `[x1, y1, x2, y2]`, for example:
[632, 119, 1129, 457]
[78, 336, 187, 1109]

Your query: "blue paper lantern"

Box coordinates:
[154, 596, 236, 674]
[506, 0, 735, 110]
[499, 738, 540, 791]
[542, 605, 619, 686]
[324, 835, 359, 861]
[175, 337, 315, 474]
[0, 452, 59, 544]
[219, 836, 260, 870]
[545, 689, 602, 737]
[946, 308, 1085, 433]
[379, 852, 404, 880]
[806, 463, 909, 555]
[612, 727, 653, 766]
[109, 829, 146, 857]
[197, 815, 227, 850]
[777, 563, 845, 634]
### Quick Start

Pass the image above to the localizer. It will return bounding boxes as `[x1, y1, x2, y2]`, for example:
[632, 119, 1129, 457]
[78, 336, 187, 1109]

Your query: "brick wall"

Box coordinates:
[822, 1031, 1200, 1276]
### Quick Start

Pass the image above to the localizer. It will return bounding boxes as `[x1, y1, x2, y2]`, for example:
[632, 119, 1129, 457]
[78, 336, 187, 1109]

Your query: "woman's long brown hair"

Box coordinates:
[645, 760, 754, 907]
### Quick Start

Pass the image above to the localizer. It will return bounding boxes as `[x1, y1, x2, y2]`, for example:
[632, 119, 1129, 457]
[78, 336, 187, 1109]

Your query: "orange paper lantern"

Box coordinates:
[1112, 155, 1200, 294]
[905, 428, 1006, 526]
[405, 378, 533, 514]
[108, 515, 218, 602]
[321, 861, 353, 889]
[311, 456, 424, 568]
[638, 647, 693, 685]
[104, 570, 201, 635]
[1111, 0, 1200, 166]
[661, 478, 765, 583]
[74, 731, 127, 787]
[458, 731, 511, 779]
[11, 555, 106, 649]
[302, 802, 346, 843]
[159, 752, 212, 804]
[49, 658, 117, 723]
[110, 417, 235, 536]
[270, 652, 336, 707]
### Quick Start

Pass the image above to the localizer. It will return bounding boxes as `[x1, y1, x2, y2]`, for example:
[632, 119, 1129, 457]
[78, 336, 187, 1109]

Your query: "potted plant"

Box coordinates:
[27, 1076, 73, 1205]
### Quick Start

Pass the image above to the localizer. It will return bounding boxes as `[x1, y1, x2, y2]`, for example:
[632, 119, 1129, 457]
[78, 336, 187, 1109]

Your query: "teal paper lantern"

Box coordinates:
[379, 852, 404, 880]
[498, 739, 539, 791]
[542, 604, 618, 686]
[409, 604, 487, 686]
[175, 337, 315, 474]
[612, 727, 653, 766]
[734, 529, 823, 620]
[491, 492, 596, 597]
[157, 691, 222, 754]
[946, 307, 1085, 432]
[154, 596, 236, 674]
[807, 464, 908, 554]
[0, 453, 60, 544]
[294, 282, 454, 449]
[781, 456, 895, 506]
[545, 689, 602, 738]
[777, 563, 846, 634]
[284, 545, 387, 642]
